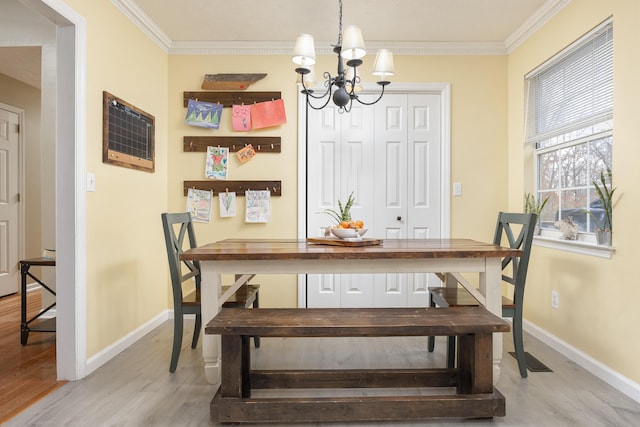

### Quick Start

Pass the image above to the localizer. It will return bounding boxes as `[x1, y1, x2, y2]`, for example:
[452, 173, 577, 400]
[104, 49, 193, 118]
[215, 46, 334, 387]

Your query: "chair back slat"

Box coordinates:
[161, 212, 201, 308]
[492, 212, 537, 309]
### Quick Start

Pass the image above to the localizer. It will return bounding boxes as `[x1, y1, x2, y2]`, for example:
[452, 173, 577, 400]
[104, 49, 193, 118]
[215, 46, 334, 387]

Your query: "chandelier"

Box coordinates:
[292, 0, 394, 113]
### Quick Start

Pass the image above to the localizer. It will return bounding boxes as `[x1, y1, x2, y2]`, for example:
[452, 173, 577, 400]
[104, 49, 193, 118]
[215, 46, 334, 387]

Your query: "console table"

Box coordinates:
[20, 258, 56, 345]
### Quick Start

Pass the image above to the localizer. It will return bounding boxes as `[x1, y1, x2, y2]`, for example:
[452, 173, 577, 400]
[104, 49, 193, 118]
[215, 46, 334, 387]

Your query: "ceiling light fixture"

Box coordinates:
[292, 0, 394, 113]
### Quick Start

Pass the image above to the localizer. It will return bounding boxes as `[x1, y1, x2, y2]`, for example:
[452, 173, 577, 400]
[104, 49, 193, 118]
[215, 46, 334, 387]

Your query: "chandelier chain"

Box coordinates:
[337, 0, 343, 46]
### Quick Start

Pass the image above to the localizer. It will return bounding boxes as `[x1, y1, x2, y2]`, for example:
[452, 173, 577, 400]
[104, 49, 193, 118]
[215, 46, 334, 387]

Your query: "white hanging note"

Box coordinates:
[245, 190, 271, 223]
[219, 191, 237, 217]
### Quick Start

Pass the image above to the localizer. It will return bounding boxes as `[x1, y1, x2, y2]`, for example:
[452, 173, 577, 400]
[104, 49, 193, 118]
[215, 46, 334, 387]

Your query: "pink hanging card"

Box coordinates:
[251, 99, 287, 129]
[232, 104, 252, 131]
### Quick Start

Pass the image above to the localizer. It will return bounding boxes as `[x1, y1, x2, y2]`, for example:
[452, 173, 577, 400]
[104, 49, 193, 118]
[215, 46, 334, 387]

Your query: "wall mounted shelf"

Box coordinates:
[184, 180, 282, 197]
[183, 136, 281, 153]
[183, 91, 281, 108]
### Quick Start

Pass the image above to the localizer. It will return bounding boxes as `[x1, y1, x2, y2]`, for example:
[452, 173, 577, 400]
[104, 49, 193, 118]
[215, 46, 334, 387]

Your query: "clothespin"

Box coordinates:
[257, 145, 261, 151]
[271, 143, 274, 150]
[189, 141, 193, 151]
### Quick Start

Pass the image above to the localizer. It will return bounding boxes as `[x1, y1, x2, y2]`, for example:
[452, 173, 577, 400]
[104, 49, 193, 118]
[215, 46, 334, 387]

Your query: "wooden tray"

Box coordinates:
[307, 237, 383, 247]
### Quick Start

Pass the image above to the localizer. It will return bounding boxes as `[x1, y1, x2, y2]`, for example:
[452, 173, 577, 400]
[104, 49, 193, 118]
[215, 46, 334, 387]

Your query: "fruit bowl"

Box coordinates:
[330, 227, 368, 239]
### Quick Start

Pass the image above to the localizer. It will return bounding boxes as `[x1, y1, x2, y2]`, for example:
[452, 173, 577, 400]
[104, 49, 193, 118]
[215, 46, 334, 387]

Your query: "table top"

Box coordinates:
[19, 257, 56, 267]
[181, 238, 521, 261]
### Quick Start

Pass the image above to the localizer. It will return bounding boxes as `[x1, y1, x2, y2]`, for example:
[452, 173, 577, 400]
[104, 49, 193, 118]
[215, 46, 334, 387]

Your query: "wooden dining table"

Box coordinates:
[181, 238, 521, 386]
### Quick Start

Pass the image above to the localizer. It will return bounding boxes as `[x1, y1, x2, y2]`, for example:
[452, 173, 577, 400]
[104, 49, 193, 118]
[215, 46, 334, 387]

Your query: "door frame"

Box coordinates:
[0, 103, 25, 295]
[296, 82, 452, 307]
[14, 0, 88, 381]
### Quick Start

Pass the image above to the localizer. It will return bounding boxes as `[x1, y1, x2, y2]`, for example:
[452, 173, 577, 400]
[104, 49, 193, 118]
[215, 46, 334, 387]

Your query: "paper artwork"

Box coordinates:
[236, 144, 256, 164]
[205, 146, 228, 180]
[219, 191, 237, 217]
[245, 190, 271, 223]
[185, 188, 213, 223]
[232, 104, 252, 131]
[185, 99, 223, 129]
[251, 99, 287, 129]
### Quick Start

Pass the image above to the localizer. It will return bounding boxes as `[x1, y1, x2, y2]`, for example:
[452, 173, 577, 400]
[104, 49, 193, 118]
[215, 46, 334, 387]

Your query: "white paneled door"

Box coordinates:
[306, 92, 443, 308]
[0, 105, 20, 297]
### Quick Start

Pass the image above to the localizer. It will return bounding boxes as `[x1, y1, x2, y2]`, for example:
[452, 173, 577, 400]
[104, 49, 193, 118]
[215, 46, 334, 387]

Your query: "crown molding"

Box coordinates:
[505, 0, 572, 53]
[111, 0, 171, 53]
[168, 40, 508, 56]
[114, 0, 571, 57]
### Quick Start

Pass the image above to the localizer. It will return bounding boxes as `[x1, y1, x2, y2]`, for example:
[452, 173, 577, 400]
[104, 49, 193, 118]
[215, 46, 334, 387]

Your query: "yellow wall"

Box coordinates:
[167, 53, 508, 307]
[66, 0, 169, 357]
[508, 0, 640, 383]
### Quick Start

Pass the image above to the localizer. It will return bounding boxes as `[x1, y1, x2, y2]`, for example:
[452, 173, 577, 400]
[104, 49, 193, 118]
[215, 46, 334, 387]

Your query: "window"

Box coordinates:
[525, 19, 613, 238]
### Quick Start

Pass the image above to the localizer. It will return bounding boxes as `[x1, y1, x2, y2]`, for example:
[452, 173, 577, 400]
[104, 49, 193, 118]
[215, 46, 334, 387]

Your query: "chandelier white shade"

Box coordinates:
[372, 49, 395, 78]
[341, 25, 366, 60]
[292, 0, 393, 113]
[292, 34, 316, 67]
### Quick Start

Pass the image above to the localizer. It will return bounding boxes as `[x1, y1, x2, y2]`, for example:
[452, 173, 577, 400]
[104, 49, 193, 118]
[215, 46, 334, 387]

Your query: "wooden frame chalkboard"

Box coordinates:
[103, 91, 155, 172]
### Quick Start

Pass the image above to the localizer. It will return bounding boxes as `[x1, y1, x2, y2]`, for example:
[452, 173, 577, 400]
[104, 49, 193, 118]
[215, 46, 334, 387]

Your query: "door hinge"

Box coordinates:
[17, 193, 21, 202]
[15, 123, 20, 133]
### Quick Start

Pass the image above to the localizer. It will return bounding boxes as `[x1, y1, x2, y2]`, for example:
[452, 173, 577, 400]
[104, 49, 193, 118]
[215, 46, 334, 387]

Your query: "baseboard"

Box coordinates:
[523, 319, 640, 404]
[86, 310, 170, 375]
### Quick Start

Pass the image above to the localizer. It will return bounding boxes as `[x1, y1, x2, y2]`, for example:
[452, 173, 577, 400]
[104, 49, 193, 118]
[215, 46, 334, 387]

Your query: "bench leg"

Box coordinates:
[221, 335, 252, 398]
[457, 332, 493, 394]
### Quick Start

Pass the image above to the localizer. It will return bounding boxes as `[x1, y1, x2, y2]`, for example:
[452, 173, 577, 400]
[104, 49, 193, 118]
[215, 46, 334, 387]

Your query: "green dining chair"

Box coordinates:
[161, 212, 260, 373]
[427, 212, 537, 378]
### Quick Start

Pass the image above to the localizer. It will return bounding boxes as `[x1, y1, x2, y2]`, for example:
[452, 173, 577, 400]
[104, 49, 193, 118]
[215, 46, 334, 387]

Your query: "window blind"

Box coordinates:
[525, 20, 613, 146]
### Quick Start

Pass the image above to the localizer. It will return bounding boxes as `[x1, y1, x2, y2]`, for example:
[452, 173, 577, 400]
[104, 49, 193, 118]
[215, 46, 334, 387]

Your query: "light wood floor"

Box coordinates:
[0, 290, 64, 424]
[5, 317, 640, 426]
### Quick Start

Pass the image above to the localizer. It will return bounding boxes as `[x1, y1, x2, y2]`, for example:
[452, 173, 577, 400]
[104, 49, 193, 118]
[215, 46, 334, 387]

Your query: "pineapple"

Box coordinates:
[324, 192, 355, 226]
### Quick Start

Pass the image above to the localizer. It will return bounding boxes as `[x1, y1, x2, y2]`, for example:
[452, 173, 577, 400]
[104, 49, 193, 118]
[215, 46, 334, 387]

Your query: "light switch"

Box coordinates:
[87, 172, 96, 192]
[453, 182, 462, 196]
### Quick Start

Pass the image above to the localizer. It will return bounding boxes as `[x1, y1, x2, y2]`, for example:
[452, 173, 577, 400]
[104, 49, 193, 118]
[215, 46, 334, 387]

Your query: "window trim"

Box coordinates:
[526, 18, 614, 255]
[534, 235, 614, 259]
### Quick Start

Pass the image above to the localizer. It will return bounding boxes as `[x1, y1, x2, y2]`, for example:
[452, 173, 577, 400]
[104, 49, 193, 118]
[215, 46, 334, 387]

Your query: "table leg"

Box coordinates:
[480, 257, 503, 384]
[200, 263, 222, 385]
[20, 262, 29, 346]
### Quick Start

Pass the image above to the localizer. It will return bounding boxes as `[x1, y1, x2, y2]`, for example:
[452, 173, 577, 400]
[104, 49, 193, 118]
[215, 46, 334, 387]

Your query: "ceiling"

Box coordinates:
[1, 0, 565, 89]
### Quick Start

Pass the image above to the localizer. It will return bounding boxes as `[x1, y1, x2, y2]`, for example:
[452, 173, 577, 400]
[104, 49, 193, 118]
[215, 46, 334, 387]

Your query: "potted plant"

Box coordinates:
[524, 192, 549, 234]
[588, 168, 616, 245]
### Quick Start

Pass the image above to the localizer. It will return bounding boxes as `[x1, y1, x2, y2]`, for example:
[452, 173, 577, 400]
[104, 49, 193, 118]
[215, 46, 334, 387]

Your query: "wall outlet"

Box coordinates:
[551, 291, 559, 309]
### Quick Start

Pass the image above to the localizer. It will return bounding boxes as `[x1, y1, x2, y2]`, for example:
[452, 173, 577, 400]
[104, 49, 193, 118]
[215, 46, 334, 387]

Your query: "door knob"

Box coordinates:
[397, 216, 402, 221]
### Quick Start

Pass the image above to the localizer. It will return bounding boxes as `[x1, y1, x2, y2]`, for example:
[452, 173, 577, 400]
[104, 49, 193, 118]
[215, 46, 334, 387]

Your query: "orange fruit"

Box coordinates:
[339, 221, 349, 229]
[355, 220, 364, 229]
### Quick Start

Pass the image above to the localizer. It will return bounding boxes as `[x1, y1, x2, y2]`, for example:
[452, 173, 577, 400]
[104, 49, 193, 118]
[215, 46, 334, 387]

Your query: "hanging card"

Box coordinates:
[185, 99, 223, 129]
[245, 190, 271, 223]
[205, 146, 229, 180]
[219, 191, 237, 217]
[185, 188, 213, 223]
[236, 144, 256, 164]
[232, 104, 252, 131]
[251, 99, 287, 129]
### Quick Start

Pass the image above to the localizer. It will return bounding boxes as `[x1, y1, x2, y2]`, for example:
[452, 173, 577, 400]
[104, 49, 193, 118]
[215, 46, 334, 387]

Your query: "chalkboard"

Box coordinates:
[103, 91, 155, 172]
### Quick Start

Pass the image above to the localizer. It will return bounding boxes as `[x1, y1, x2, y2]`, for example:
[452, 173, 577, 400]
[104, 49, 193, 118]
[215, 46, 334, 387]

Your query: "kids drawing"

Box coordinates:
[219, 191, 237, 217]
[205, 146, 228, 180]
[185, 99, 223, 129]
[185, 188, 213, 223]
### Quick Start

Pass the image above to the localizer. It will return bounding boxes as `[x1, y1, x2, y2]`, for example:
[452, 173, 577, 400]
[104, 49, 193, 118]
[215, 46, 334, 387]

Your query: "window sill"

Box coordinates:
[533, 235, 615, 259]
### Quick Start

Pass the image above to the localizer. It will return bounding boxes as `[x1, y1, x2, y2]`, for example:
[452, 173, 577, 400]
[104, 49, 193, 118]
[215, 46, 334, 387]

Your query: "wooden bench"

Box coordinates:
[205, 306, 510, 424]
